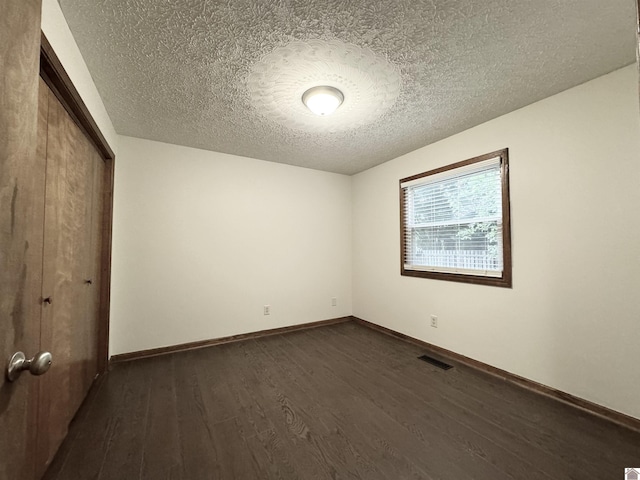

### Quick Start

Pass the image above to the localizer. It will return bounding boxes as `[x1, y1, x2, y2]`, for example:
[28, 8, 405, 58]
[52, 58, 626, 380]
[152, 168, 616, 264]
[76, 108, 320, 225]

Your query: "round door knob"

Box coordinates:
[6, 351, 53, 382]
[29, 351, 53, 376]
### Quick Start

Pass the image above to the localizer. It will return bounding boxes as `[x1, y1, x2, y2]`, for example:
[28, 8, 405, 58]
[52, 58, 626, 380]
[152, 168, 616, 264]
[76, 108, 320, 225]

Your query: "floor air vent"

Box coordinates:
[418, 355, 453, 370]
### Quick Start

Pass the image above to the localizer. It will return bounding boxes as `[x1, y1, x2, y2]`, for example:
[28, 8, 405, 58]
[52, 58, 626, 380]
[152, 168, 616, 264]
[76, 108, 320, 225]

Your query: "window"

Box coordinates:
[400, 148, 512, 287]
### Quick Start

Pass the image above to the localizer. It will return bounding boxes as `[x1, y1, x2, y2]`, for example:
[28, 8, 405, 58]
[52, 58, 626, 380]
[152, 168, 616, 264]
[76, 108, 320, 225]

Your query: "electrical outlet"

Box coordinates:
[264, 305, 270, 315]
[430, 315, 438, 328]
[331, 297, 337, 307]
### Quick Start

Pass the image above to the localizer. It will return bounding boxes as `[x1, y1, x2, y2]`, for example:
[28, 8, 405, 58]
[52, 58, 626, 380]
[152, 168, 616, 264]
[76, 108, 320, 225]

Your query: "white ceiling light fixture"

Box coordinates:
[247, 40, 401, 133]
[302, 86, 344, 116]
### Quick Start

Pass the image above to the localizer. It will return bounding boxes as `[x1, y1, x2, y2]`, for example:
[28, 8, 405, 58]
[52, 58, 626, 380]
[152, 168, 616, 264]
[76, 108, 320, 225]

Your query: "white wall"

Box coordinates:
[110, 136, 352, 355]
[40, 0, 118, 154]
[352, 65, 640, 419]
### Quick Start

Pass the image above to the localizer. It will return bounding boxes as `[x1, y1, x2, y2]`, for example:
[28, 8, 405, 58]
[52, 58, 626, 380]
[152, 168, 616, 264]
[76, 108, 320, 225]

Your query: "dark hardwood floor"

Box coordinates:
[43, 321, 640, 479]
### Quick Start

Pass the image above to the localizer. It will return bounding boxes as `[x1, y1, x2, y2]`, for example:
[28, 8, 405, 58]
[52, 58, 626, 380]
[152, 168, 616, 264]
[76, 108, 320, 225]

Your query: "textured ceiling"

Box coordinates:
[59, 0, 636, 175]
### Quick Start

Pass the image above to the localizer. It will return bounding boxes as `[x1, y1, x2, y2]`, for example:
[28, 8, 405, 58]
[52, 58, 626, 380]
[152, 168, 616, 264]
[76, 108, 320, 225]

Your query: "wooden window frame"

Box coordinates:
[399, 148, 512, 288]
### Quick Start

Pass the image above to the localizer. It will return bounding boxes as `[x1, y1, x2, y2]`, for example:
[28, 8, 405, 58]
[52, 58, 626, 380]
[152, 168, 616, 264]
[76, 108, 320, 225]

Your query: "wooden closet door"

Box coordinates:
[87, 148, 105, 354]
[38, 80, 103, 471]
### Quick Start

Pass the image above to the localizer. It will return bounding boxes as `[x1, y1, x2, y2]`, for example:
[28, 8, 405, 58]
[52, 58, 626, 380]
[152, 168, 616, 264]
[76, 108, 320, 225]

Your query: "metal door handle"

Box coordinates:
[6, 351, 52, 382]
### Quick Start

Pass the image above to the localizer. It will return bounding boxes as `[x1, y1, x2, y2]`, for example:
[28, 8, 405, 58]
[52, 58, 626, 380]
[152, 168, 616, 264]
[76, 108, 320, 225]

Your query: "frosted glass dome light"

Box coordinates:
[302, 86, 344, 116]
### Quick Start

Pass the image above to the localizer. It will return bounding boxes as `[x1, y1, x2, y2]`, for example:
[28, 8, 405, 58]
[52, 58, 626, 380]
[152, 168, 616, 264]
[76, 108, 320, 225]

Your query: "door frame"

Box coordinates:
[39, 32, 115, 374]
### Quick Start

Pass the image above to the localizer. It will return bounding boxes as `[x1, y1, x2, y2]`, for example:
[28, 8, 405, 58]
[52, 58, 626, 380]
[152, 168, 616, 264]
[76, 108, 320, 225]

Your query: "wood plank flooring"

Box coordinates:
[43, 322, 640, 480]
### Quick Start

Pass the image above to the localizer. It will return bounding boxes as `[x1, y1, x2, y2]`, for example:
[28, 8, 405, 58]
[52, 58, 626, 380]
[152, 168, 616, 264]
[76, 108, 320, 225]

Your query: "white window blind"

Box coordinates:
[401, 156, 503, 277]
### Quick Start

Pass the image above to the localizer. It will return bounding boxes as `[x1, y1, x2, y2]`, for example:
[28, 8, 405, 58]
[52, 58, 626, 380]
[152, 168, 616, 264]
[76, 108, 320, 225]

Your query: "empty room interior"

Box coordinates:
[2, 0, 640, 479]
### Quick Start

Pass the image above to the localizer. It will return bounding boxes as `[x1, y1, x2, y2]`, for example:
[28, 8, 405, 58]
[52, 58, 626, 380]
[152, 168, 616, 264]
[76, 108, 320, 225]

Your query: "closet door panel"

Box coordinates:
[86, 150, 105, 366]
[34, 78, 52, 480]
[39, 84, 99, 468]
